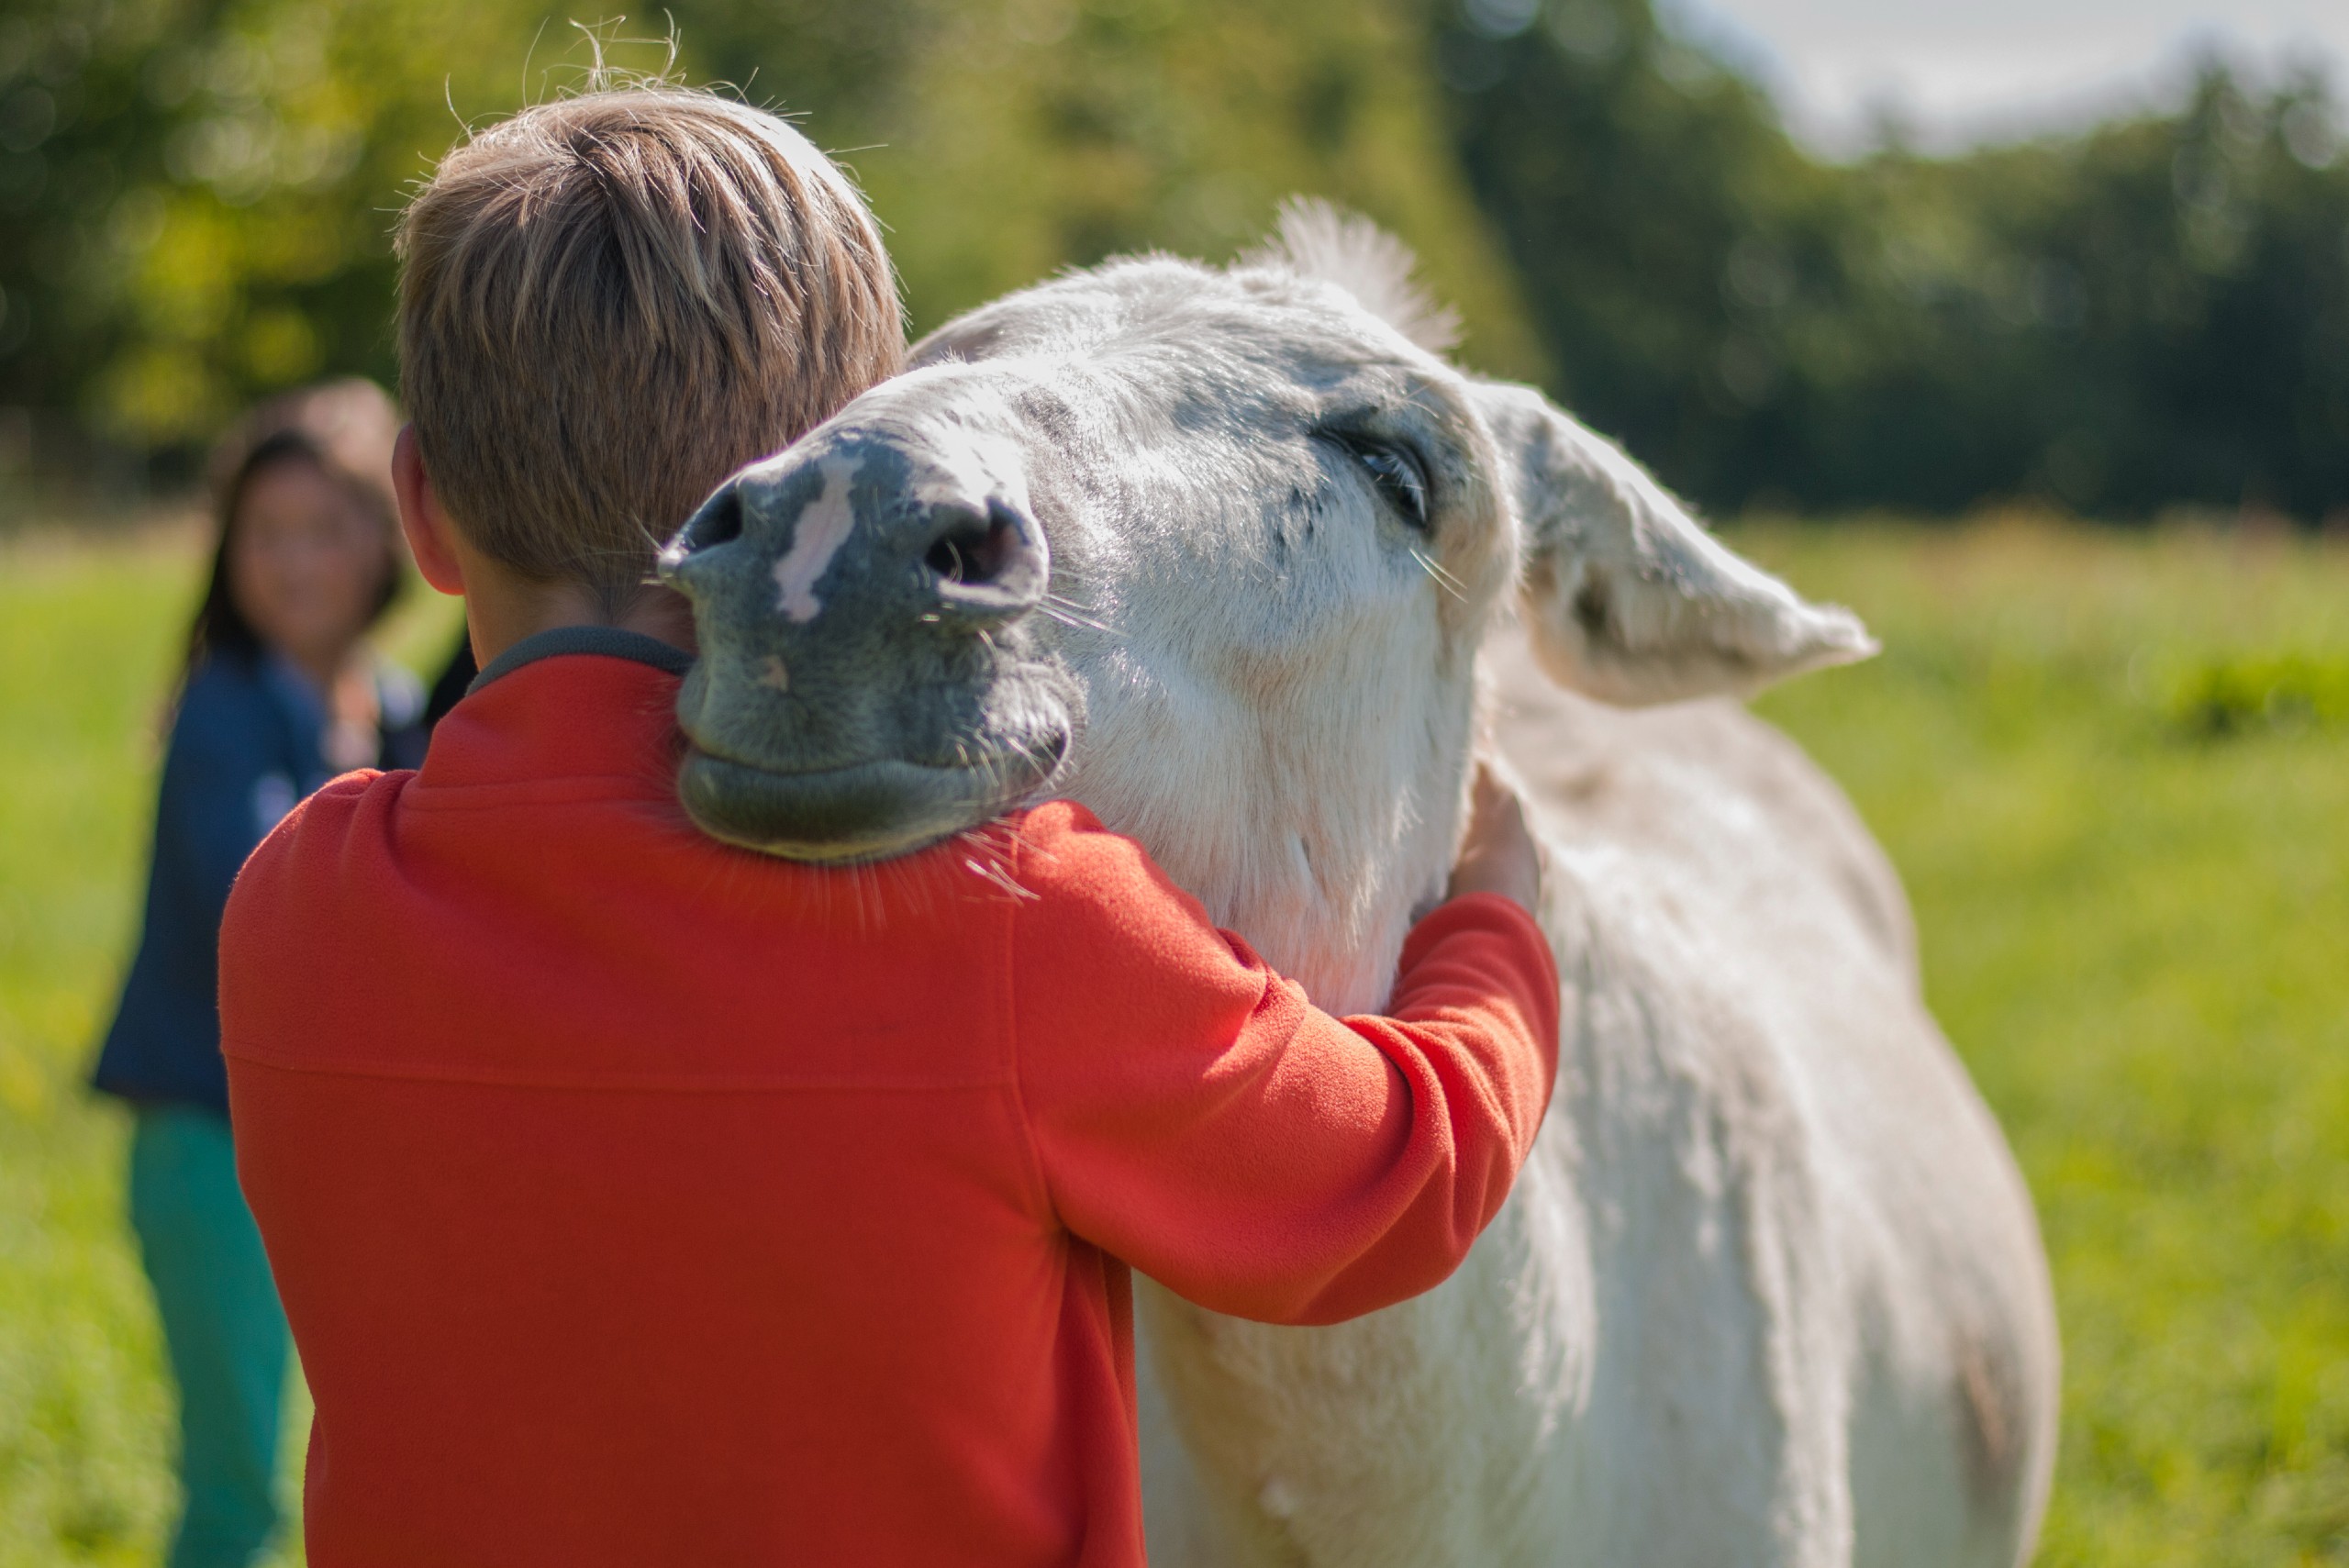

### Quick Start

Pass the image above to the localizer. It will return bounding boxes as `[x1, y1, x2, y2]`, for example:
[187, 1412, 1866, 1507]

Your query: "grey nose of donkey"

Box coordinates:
[661, 443, 1048, 633]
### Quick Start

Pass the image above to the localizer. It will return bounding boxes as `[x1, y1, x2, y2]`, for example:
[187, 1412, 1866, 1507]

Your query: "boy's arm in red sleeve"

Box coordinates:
[1007, 805, 1560, 1327]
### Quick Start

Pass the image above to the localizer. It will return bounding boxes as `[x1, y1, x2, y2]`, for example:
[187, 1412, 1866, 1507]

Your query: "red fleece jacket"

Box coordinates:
[219, 643, 1560, 1568]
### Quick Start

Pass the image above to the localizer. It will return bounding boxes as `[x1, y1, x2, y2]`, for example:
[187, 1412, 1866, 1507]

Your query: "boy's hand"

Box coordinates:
[1447, 764, 1542, 916]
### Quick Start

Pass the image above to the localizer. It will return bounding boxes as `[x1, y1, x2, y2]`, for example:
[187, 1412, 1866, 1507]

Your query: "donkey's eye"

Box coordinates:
[1348, 441, 1431, 532]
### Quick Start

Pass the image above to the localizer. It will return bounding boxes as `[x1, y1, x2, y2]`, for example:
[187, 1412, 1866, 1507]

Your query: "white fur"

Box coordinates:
[1246, 198, 1463, 356]
[857, 217, 2062, 1568]
[1475, 381, 1879, 705]
[771, 455, 862, 623]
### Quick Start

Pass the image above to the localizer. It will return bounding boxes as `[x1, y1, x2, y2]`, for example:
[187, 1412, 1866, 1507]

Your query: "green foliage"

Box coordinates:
[0, 0, 543, 444]
[0, 0, 1542, 462]
[1, 0, 2343, 517]
[839, 0, 1543, 371]
[1437, 0, 2349, 519]
[2165, 650, 2349, 738]
[1855, 71, 2349, 521]
[1433, 0, 1823, 470]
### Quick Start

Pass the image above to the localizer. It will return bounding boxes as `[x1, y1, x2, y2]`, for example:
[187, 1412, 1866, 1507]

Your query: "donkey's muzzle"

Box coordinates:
[654, 430, 1071, 862]
[661, 447, 1047, 632]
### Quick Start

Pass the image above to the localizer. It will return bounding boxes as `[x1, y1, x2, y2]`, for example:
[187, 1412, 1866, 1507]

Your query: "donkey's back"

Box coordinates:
[1485, 624, 2059, 1568]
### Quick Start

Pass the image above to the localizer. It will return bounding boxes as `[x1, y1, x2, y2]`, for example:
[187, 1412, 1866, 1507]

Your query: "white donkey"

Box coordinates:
[661, 205, 2060, 1568]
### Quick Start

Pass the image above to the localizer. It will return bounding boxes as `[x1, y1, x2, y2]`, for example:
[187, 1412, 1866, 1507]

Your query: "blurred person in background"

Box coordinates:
[89, 378, 428, 1568]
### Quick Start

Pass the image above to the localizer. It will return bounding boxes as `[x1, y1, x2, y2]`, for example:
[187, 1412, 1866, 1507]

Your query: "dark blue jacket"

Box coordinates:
[93, 648, 427, 1118]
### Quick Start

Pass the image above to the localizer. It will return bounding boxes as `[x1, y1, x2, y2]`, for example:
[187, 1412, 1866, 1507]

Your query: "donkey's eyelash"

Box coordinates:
[1320, 432, 1432, 533]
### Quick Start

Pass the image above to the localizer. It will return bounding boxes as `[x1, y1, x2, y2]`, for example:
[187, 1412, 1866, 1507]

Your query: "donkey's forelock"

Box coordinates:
[1239, 197, 1462, 358]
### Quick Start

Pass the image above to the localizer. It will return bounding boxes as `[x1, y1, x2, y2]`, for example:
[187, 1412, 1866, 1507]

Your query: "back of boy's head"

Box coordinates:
[396, 86, 904, 609]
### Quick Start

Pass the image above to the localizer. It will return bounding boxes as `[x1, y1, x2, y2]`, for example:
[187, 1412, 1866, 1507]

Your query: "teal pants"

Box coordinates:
[128, 1105, 290, 1568]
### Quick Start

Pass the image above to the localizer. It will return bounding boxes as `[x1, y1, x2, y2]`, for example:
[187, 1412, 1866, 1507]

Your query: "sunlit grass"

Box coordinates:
[1740, 515, 2349, 1568]
[0, 520, 456, 1568]
[1, 516, 2342, 1563]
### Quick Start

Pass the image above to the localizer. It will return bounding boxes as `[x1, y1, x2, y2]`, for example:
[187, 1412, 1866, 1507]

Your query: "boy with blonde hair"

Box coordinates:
[391, 84, 900, 641]
[221, 85, 1556, 1566]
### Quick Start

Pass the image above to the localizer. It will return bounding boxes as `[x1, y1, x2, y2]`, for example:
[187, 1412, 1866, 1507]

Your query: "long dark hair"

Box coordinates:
[184, 379, 407, 678]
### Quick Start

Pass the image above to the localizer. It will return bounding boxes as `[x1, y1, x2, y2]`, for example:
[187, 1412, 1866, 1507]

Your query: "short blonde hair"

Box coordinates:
[396, 87, 903, 606]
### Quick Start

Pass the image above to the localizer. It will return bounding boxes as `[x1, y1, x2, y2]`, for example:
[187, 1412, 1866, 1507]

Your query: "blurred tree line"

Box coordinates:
[1438, 0, 2349, 519]
[1, 0, 2343, 520]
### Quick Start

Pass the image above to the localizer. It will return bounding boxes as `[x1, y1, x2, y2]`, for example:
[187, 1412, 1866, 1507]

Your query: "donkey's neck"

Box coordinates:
[1064, 727, 1471, 1018]
[1073, 780, 1450, 1018]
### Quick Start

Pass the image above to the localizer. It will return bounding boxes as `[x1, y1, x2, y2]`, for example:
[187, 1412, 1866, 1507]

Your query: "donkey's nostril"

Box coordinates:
[924, 510, 1019, 586]
[684, 485, 746, 551]
[913, 498, 1046, 626]
[924, 529, 975, 584]
[661, 485, 746, 593]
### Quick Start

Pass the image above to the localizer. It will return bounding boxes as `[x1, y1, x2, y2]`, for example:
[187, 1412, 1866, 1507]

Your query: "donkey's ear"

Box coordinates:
[1473, 380, 1875, 706]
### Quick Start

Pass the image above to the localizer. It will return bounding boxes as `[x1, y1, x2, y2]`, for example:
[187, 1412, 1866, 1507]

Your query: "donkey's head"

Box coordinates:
[661, 203, 1869, 1007]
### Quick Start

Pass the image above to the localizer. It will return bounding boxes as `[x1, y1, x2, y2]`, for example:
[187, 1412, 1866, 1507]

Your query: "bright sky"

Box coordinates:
[1666, 0, 2349, 154]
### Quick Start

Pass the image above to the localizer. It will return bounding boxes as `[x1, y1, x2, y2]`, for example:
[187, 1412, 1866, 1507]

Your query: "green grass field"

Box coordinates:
[2, 517, 2343, 1565]
[0, 523, 458, 1568]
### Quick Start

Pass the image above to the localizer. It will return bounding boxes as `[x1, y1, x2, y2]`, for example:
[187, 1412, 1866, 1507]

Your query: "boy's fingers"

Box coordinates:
[1449, 762, 1542, 913]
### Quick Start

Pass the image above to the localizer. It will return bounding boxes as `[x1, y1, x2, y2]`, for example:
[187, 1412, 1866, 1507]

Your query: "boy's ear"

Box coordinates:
[394, 425, 466, 597]
[1471, 380, 1875, 706]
